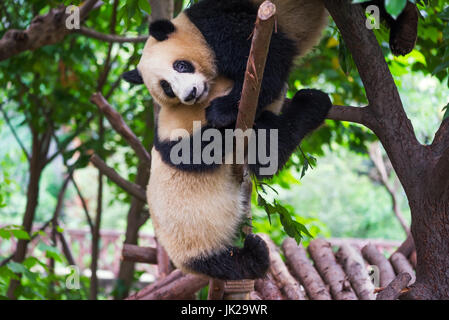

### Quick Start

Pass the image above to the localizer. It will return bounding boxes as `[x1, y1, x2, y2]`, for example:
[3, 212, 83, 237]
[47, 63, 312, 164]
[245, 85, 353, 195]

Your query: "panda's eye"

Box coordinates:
[160, 80, 176, 98]
[173, 60, 195, 73]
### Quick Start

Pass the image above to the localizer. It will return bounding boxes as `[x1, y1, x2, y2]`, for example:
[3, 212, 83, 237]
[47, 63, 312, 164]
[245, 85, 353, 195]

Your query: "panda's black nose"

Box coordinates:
[184, 87, 197, 102]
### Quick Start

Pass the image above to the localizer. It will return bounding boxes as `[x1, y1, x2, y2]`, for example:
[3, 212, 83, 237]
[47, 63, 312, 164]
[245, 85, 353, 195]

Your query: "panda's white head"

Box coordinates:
[123, 14, 218, 107]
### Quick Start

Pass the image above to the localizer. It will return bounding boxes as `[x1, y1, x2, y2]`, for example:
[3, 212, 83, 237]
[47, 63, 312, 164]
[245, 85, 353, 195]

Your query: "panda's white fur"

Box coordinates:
[124, 0, 331, 280]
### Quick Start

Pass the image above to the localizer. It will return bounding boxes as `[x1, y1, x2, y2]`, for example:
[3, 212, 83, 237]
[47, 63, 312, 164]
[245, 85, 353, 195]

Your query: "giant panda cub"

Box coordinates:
[122, 0, 332, 280]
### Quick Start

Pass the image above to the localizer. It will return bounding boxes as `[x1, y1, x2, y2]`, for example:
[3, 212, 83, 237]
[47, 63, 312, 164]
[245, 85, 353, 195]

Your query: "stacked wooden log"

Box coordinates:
[121, 236, 415, 300]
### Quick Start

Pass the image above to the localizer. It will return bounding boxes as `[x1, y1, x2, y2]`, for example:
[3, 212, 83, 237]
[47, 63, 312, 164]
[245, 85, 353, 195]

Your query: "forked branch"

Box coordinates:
[90, 154, 147, 202]
[90, 93, 152, 168]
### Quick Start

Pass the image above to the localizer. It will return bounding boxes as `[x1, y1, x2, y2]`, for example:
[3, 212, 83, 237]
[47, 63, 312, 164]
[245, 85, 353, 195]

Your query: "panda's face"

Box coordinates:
[148, 59, 210, 106]
[123, 15, 218, 108]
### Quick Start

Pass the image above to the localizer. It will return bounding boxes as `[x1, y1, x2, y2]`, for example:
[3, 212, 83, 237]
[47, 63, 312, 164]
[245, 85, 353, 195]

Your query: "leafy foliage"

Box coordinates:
[0, 225, 90, 300]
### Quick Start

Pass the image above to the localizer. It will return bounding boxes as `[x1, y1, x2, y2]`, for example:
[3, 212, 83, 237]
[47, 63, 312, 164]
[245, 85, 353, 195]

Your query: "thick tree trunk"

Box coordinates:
[406, 195, 449, 299]
[7, 130, 49, 299]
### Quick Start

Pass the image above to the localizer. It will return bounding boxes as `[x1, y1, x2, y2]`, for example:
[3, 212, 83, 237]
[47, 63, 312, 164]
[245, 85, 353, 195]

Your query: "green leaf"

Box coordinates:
[0, 228, 11, 239]
[138, 0, 152, 15]
[10, 229, 31, 240]
[7, 262, 27, 274]
[37, 243, 63, 262]
[385, 0, 408, 19]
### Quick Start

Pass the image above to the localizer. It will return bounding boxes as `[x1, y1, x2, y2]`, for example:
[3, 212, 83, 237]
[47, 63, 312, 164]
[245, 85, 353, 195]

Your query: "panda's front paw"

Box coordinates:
[291, 89, 332, 119]
[206, 98, 238, 128]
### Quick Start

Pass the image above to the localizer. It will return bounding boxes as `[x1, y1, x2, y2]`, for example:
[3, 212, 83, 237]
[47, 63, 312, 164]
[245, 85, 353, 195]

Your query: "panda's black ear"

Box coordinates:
[122, 69, 144, 85]
[149, 19, 176, 41]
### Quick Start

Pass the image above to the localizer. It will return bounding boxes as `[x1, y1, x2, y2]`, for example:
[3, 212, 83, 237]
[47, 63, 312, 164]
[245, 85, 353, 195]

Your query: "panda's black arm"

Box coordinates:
[249, 89, 332, 180]
[205, 80, 244, 128]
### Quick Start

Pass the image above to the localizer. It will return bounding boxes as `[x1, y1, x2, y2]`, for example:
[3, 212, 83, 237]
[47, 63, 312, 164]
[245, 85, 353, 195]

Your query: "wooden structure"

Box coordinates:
[120, 236, 416, 300]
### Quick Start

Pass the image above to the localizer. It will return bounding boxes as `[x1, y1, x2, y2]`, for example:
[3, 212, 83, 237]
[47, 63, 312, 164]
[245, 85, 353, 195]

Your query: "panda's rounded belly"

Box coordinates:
[147, 148, 242, 266]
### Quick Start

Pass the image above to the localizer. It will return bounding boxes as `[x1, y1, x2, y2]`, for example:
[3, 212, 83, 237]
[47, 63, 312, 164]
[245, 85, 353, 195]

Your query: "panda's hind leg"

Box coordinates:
[186, 234, 269, 280]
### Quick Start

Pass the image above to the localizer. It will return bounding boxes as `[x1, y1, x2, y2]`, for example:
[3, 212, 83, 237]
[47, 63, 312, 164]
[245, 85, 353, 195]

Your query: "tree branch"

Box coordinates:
[90, 93, 152, 168]
[0, 0, 100, 61]
[121, 244, 157, 264]
[222, 0, 276, 300]
[431, 146, 449, 195]
[430, 116, 449, 194]
[376, 273, 412, 300]
[90, 154, 147, 203]
[323, 0, 426, 191]
[327, 105, 373, 128]
[76, 27, 148, 43]
[431, 118, 449, 155]
[70, 176, 95, 233]
[361, 243, 395, 287]
[45, 115, 94, 166]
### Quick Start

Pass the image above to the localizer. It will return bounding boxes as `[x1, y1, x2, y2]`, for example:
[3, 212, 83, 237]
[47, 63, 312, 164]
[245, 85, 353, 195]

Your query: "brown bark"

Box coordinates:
[121, 244, 157, 264]
[376, 273, 411, 300]
[57, 232, 76, 266]
[327, 105, 370, 126]
[405, 198, 449, 299]
[49, 173, 73, 281]
[223, 0, 276, 300]
[254, 274, 284, 300]
[126, 269, 208, 300]
[390, 252, 415, 285]
[336, 243, 375, 300]
[90, 154, 147, 202]
[0, 0, 99, 61]
[395, 233, 415, 258]
[77, 27, 148, 43]
[126, 269, 183, 300]
[90, 93, 152, 168]
[233, 0, 276, 181]
[260, 234, 305, 300]
[148, 0, 174, 23]
[7, 129, 51, 299]
[208, 279, 225, 300]
[157, 240, 174, 278]
[141, 274, 208, 300]
[282, 238, 331, 300]
[307, 239, 357, 300]
[361, 243, 395, 288]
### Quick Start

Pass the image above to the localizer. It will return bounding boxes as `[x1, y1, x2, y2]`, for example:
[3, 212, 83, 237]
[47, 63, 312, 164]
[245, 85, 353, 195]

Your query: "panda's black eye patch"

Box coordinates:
[173, 60, 195, 73]
[160, 80, 176, 98]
